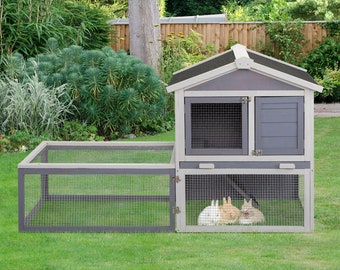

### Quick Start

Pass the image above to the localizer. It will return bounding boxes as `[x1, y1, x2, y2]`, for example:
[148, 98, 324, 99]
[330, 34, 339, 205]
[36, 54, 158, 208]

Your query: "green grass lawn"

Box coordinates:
[1, 120, 340, 270]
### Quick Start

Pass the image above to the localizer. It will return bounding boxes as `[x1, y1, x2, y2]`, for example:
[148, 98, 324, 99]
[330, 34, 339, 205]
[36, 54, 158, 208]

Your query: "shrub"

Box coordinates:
[15, 44, 169, 138]
[260, 21, 306, 65]
[159, 30, 216, 84]
[58, 121, 104, 141]
[315, 68, 340, 103]
[0, 0, 112, 60]
[0, 131, 52, 153]
[302, 38, 340, 78]
[0, 73, 74, 136]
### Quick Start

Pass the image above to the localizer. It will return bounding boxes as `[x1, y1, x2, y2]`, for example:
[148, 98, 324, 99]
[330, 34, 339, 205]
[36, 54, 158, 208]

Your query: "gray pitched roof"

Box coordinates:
[168, 45, 317, 86]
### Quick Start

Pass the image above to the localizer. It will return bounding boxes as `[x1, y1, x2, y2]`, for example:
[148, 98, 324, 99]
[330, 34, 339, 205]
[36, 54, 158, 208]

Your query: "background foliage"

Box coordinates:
[0, 73, 73, 136]
[5, 43, 169, 139]
[0, 0, 111, 60]
[0, 0, 340, 151]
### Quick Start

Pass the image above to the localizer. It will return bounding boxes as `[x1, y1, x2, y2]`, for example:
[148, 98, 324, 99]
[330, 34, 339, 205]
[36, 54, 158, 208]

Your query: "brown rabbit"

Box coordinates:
[219, 196, 241, 225]
[239, 198, 265, 225]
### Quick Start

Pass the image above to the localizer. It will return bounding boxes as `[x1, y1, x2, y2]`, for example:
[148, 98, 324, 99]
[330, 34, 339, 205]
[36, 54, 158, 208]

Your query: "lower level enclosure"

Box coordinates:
[18, 142, 313, 232]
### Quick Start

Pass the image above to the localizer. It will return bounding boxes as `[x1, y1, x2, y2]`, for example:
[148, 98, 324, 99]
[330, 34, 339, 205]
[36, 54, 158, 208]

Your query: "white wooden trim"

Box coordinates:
[41, 141, 174, 147]
[247, 48, 308, 72]
[184, 90, 305, 97]
[18, 163, 176, 170]
[180, 155, 307, 162]
[304, 91, 314, 162]
[252, 63, 323, 92]
[231, 43, 249, 59]
[167, 63, 237, 93]
[248, 96, 255, 154]
[19, 141, 48, 164]
[178, 225, 308, 233]
[171, 48, 233, 75]
[178, 168, 308, 175]
[175, 91, 186, 168]
[235, 57, 254, 69]
[176, 170, 187, 231]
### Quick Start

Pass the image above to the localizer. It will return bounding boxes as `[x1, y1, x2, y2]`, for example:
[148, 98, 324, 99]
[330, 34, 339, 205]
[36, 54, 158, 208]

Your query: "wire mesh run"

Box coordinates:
[18, 141, 175, 232]
[23, 173, 173, 230]
[185, 174, 305, 227]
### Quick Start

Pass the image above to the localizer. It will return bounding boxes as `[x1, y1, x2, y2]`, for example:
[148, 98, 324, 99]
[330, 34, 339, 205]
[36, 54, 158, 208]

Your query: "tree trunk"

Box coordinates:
[128, 0, 161, 73]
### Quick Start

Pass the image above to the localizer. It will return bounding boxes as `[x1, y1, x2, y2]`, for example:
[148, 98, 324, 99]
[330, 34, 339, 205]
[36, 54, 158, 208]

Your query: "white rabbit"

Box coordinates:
[197, 200, 221, 226]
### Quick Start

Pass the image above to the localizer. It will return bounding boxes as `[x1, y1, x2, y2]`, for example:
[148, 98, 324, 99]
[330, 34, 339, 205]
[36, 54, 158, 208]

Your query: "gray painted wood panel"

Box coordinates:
[187, 70, 302, 91]
[256, 97, 304, 155]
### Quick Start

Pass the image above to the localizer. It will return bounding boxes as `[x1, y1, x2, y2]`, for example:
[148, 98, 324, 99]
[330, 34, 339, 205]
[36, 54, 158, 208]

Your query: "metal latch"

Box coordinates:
[172, 207, 181, 214]
[172, 176, 180, 183]
[252, 149, 263, 156]
[241, 96, 252, 103]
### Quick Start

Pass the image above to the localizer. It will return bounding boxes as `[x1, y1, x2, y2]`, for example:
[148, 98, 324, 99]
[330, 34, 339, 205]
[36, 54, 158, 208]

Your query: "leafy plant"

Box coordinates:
[0, 0, 112, 60]
[0, 131, 52, 152]
[260, 21, 306, 65]
[302, 38, 340, 78]
[14, 44, 169, 138]
[223, 0, 290, 22]
[159, 30, 216, 84]
[315, 68, 340, 103]
[0, 73, 74, 136]
[288, 0, 340, 21]
[58, 121, 104, 141]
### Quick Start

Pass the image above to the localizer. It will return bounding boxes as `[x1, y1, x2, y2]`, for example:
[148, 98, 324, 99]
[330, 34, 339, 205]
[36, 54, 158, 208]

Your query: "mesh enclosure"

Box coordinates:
[23, 173, 172, 230]
[185, 174, 305, 227]
[190, 103, 243, 149]
[19, 142, 175, 232]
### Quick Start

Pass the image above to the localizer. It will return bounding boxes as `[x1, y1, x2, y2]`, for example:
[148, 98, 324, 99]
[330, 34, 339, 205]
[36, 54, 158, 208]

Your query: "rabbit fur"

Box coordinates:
[219, 196, 241, 225]
[239, 198, 265, 225]
[197, 200, 221, 226]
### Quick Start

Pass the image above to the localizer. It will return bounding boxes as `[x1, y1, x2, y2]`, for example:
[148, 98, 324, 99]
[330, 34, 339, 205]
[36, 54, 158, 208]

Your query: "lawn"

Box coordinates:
[1, 118, 340, 269]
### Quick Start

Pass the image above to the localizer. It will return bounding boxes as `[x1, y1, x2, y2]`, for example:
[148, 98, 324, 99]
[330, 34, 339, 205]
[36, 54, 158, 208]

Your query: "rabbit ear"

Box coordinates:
[223, 197, 227, 205]
[228, 196, 231, 204]
[244, 198, 247, 203]
[249, 198, 252, 204]
[211, 200, 214, 206]
[215, 200, 219, 206]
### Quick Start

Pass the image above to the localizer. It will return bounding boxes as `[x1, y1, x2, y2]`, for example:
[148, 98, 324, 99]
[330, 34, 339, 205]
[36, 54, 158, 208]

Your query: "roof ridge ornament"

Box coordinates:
[231, 43, 254, 69]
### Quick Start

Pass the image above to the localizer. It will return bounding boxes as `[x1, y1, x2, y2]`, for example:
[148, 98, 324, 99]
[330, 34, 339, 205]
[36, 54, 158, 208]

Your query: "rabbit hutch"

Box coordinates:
[18, 44, 322, 232]
[167, 44, 322, 232]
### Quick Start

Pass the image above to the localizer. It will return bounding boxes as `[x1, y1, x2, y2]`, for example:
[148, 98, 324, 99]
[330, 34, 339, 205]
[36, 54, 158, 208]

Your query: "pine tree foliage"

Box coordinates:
[7, 41, 168, 138]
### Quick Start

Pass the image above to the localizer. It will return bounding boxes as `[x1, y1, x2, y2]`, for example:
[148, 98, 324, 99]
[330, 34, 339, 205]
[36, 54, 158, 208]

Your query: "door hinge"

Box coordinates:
[172, 206, 181, 214]
[252, 149, 263, 156]
[172, 176, 181, 183]
[241, 96, 252, 103]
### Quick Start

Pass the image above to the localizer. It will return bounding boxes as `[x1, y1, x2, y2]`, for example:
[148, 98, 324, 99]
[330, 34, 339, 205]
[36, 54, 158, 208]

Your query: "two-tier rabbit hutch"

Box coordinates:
[166, 44, 322, 232]
[18, 44, 322, 233]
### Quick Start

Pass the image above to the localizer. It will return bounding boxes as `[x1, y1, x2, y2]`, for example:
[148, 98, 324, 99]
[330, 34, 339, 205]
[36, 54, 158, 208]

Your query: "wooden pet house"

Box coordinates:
[166, 44, 322, 232]
[18, 44, 322, 233]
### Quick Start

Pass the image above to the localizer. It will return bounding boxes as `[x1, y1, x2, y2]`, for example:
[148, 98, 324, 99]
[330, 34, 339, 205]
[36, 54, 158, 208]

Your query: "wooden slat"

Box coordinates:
[110, 22, 328, 54]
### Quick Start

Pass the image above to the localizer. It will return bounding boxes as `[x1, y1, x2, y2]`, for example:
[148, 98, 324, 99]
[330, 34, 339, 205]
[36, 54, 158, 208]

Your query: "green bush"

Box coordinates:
[14, 44, 169, 138]
[159, 30, 216, 84]
[0, 131, 52, 153]
[260, 21, 306, 65]
[302, 38, 340, 78]
[0, 73, 74, 136]
[58, 121, 104, 141]
[0, 0, 112, 60]
[315, 68, 340, 103]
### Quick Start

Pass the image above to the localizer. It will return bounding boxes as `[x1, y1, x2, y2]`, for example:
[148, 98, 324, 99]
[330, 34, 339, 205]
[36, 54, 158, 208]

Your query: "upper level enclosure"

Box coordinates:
[185, 96, 304, 156]
[167, 44, 322, 163]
